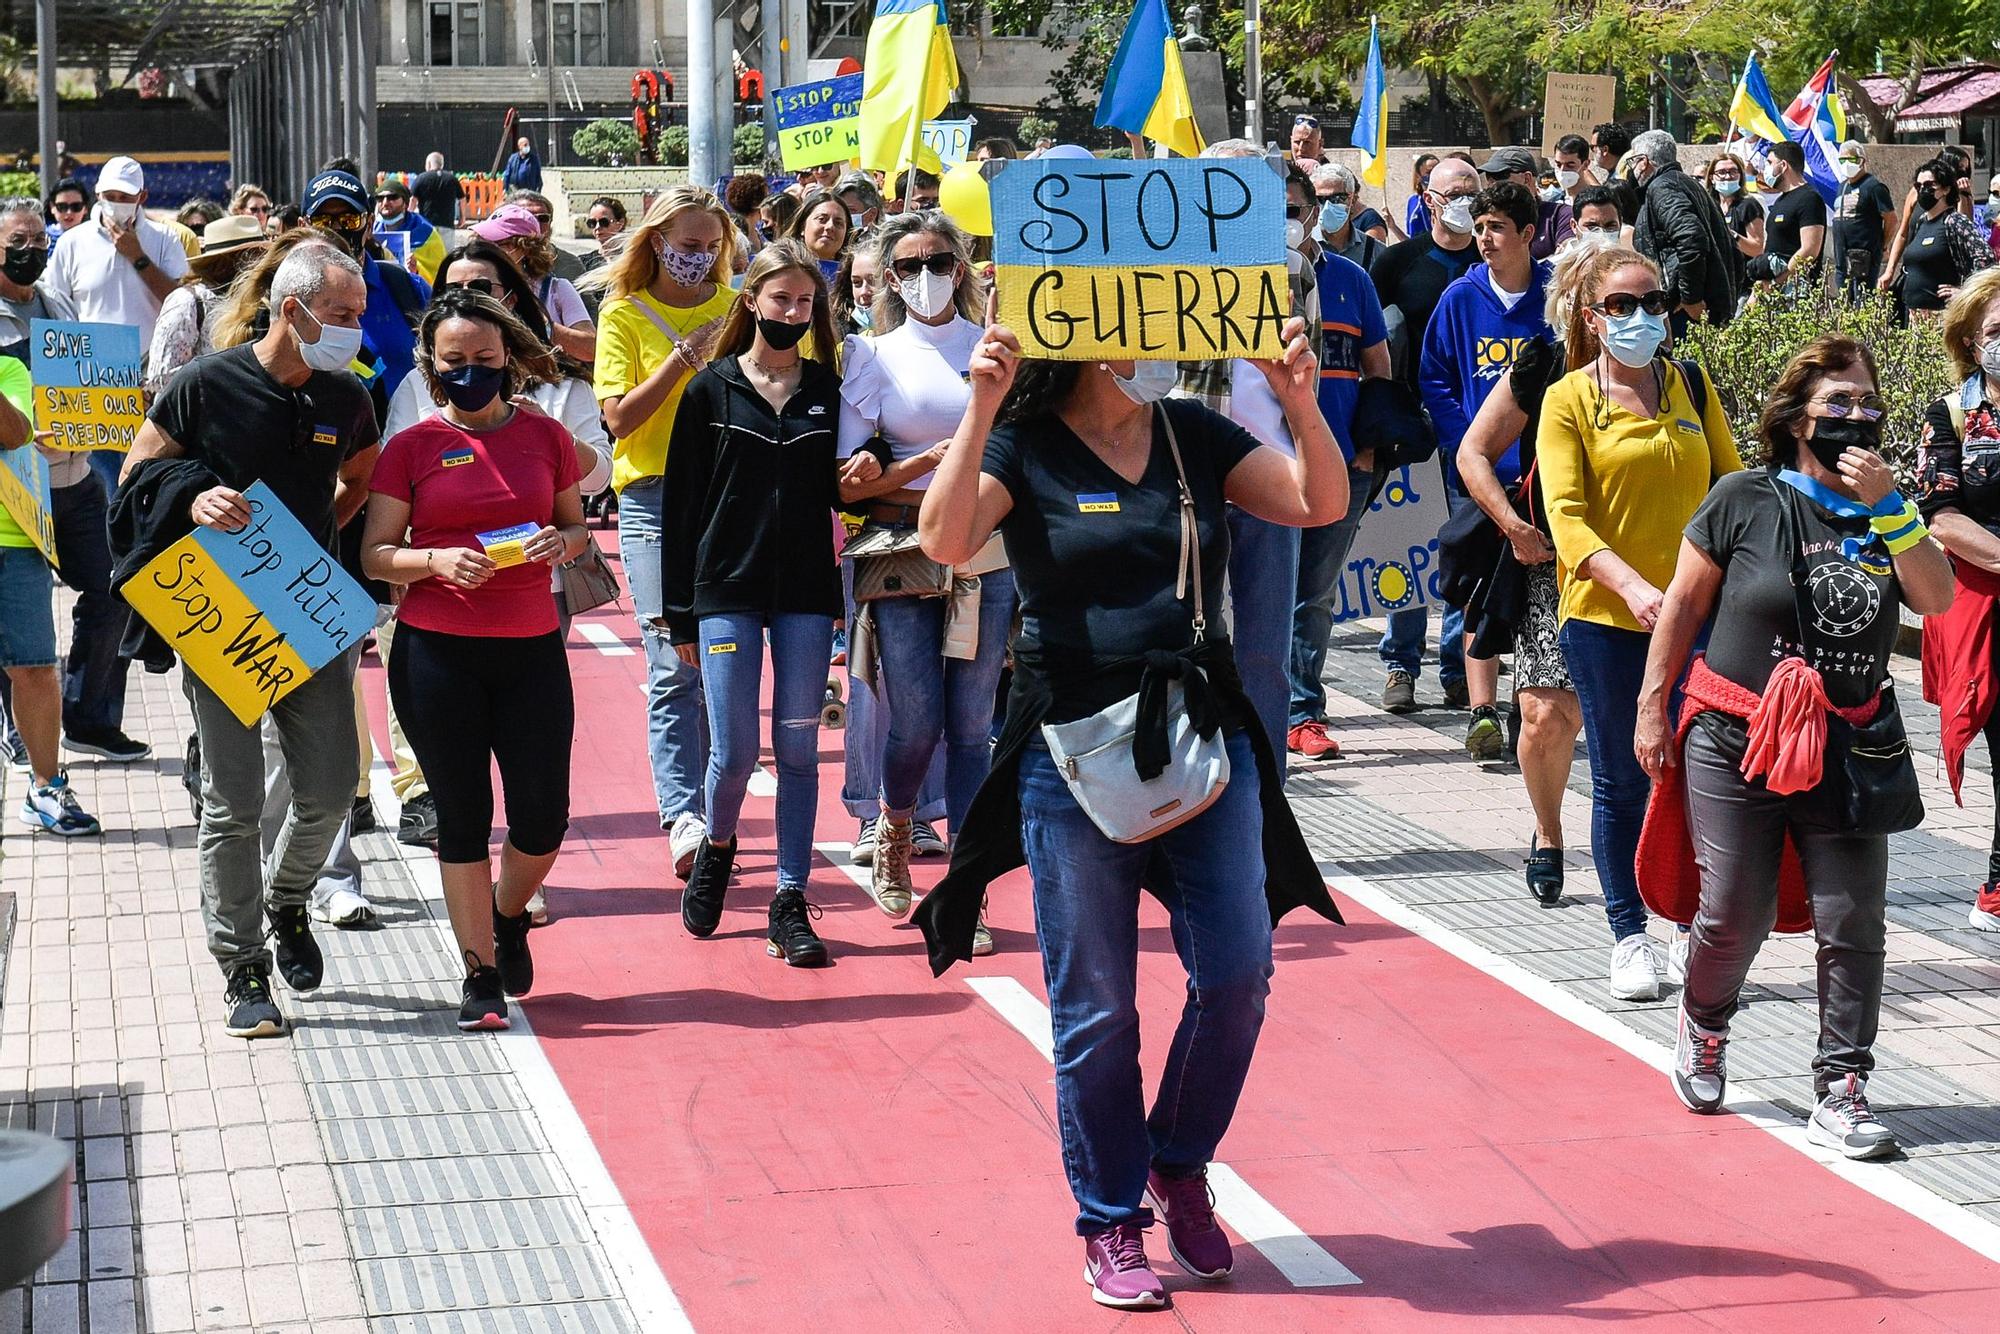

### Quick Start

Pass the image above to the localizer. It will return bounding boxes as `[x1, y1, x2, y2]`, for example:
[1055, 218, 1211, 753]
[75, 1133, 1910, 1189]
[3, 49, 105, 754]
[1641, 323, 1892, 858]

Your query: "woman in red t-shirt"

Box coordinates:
[361, 287, 588, 1031]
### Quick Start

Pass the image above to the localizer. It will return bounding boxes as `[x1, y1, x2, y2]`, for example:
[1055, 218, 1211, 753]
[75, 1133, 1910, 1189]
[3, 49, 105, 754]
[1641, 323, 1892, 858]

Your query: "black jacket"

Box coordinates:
[1634, 162, 1737, 324]
[107, 456, 221, 672]
[660, 352, 845, 644]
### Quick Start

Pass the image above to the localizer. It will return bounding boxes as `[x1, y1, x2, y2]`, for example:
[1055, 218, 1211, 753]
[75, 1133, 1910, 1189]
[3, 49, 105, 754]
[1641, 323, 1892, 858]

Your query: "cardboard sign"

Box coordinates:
[374, 227, 411, 269]
[0, 444, 55, 567]
[1541, 73, 1619, 159]
[1328, 465, 1453, 625]
[774, 73, 863, 171]
[991, 157, 1288, 360]
[924, 119, 973, 167]
[122, 482, 375, 725]
[31, 319, 145, 452]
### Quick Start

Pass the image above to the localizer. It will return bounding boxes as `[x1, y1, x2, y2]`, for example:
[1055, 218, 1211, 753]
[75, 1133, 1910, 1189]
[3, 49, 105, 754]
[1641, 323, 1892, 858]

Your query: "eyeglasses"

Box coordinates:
[1293, 115, 1319, 129]
[311, 212, 368, 235]
[1318, 193, 1351, 206]
[1578, 222, 1621, 235]
[890, 251, 956, 279]
[442, 278, 498, 297]
[585, 216, 618, 230]
[1590, 289, 1673, 318]
[1814, 392, 1887, 421]
[288, 386, 320, 453]
[525, 212, 552, 227]
[49, 201, 84, 214]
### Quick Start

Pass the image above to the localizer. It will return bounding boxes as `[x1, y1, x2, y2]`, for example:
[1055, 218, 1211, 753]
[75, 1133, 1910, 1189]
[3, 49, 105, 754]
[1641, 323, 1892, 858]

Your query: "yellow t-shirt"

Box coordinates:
[1537, 361, 1744, 630]
[595, 287, 738, 493]
[162, 217, 203, 260]
[0, 358, 43, 549]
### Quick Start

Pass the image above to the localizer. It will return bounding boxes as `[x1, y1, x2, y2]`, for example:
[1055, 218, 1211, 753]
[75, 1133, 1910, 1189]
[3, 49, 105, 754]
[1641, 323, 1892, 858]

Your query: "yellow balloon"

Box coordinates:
[939, 161, 992, 236]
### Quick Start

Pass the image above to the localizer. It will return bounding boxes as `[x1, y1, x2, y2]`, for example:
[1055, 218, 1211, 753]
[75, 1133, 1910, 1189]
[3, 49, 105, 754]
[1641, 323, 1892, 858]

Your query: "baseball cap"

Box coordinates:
[96, 156, 145, 196]
[303, 169, 369, 218]
[1476, 147, 1537, 177]
[471, 203, 543, 243]
[374, 179, 411, 200]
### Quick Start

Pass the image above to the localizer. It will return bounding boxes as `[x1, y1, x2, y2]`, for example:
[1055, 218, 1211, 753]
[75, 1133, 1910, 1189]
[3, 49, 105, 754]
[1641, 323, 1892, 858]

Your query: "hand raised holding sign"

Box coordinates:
[1251, 315, 1316, 408]
[968, 291, 1021, 410]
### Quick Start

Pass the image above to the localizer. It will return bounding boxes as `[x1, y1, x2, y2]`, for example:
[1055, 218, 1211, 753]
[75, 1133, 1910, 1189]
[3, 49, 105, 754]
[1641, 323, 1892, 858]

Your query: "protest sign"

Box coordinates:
[990, 157, 1288, 360]
[923, 119, 973, 167]
[775, 73, 863, 170]
[0, 444, 55, 567]
[1541, 73, 1619, 158]
[31, 319, 145, 452]
[122, 481, 375, 725]
[1328, 464, 1453, 625]
[374, 227, 411, 269]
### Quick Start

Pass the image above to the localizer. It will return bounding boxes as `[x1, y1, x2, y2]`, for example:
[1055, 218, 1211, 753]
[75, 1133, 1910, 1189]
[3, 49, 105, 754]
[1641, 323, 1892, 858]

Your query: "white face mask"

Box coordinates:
[96, 200, 139, 229]
[1981, 338, 2000, 381]
[1837, 160, 1860, 183]
[1556, 169, 1580, 191]
[849, 210, 867, 230]
[1285, 218, 1307, 250]
[1111, 359, 1178, 405]
[1761, 161, 1783, 187]
[1438, 196, 1475, 235]
[1539, 185, 1564, 204]
[898, 267, 956, 321]
[292, 302, 364, 373]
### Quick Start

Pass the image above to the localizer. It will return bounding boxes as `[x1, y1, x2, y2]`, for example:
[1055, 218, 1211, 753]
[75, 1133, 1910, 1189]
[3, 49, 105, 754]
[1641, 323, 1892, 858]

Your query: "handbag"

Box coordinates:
[844, 521, 952, 603]
[558, 543, 623, 617]
[1039, 405, 1230, 843]
[1770, 476, 1923, 835]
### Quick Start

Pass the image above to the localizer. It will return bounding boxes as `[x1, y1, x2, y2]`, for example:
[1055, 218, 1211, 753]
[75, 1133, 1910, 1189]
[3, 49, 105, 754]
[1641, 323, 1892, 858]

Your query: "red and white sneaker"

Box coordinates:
[1286, 721, 1340, 759]
[1970, 883, 2000, 931]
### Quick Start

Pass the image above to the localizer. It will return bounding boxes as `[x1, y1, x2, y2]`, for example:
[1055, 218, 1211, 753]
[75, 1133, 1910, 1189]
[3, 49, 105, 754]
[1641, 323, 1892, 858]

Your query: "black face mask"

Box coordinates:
[437, 363, 506, 412]
[1917, 187, 1940, 213]
[756, 316, 811, 351]
[1805, 415, 1881, 472]
[2, 244, 47, 286]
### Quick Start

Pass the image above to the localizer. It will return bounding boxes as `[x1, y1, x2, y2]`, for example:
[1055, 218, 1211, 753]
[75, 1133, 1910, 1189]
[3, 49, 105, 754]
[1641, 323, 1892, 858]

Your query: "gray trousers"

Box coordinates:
[260, 643, 367, 908]
[185, 653, 360, 975]
[1682, 717, 1888, 1096]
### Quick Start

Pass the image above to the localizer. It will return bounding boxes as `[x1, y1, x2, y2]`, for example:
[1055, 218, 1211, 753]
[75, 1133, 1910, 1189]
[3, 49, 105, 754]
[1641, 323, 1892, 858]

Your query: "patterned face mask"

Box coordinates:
[655, 238, 716, 287]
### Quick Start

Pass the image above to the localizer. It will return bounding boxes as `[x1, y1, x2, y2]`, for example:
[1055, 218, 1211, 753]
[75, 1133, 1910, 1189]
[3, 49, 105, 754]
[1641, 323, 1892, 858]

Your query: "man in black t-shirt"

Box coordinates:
[1760, 142, 1827, 280]
[410, 151, 465, 231]
[1831, 142, 1897, 299]
[121, 243, 381, 1041]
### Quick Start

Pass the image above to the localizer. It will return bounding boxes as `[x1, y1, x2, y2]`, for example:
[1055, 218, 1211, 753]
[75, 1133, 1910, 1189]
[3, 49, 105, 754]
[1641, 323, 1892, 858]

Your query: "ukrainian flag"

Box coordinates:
[1351, 18, 1387, 188]
[857, 0, 960, 190]
[1728, 52, 1790, 147]
[1094, 0, 1206, 160]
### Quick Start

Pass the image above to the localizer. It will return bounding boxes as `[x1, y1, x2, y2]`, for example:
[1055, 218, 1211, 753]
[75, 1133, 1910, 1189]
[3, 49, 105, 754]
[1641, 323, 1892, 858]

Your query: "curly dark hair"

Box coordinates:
[1757, 333, 1878, 469]
[996, 358, 1085, 424]
[416, 286, 561, 406]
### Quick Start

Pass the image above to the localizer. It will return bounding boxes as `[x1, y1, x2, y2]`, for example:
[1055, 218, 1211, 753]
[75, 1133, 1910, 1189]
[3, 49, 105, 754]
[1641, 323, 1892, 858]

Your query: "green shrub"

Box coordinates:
[1102, 147, 1132, 159]
[1018, 115, 1058, 145]
[0, 171, 36, 198]
[572, 118, 641, 167]
[1679, 287, 1953, 482]
[733, 123, 765, 166]
[660, 125, 691, 167]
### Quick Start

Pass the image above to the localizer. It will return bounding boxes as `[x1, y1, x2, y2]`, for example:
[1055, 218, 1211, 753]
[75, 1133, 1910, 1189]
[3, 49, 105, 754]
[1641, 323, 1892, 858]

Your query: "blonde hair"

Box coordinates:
[1542, 231, 1617, 353]
[1701, 152, 1750, 198]
[581, 185, 738, 301]
[210, 229, 339, 349]
[869, 211, 982, 333]
[1562, 246, 1661, 370]
[505, 230, 558, 281]
[228, 184, 270, 215]
[1942, 268, 2000, 381]
[712, 239, 840, 370]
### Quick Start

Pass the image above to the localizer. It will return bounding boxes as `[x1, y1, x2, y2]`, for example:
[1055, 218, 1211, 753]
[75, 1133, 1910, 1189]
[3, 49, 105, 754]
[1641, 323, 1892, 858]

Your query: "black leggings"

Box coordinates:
[388, 624, 574, 864]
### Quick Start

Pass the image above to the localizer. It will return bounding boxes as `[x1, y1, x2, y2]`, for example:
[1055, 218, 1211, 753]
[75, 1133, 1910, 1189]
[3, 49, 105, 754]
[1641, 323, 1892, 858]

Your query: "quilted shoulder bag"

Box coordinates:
[844, 518, 952, 602]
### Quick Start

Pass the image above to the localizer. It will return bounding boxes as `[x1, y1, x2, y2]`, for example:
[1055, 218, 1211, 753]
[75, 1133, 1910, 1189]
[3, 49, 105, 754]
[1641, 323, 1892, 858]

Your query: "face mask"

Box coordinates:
[1981, 339, 2000, 380]
[1600, 308, 1668, 369]
[1806, 414, 1880, 471]
[1715, 178, 1741, 196]
[1838, 161, 1860, 183]
[291, 303, 364, 373]
[1285, 218, 1307, 250]
[851, 305, 873, 331]
[1917, 187, 1940, 213]
[437, 363, 506, 412]
[655, 239, 716, 287]
[1317, 203, 1349, 236]
[1539, 185, 1564, 204]
[1761, 161, 1783, 187]
[1556, 169, 1580, 191]
[756, 315, 811, 351]
[898, 268, 956, 320]
[3, 244, 47, 286]
[848, 211, 867, 230]
[1438, 197, 1475, 235]
[96, 200, 139, 229]
[1111, 359, 1178, 406]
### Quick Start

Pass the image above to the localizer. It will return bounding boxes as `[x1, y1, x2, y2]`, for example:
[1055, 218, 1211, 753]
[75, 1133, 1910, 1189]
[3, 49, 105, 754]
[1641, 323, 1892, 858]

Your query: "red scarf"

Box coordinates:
[1921, 557, 2000, 803]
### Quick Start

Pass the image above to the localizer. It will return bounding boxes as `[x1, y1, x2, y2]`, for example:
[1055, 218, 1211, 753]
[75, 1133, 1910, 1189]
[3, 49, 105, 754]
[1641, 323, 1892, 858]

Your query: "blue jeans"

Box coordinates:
[1289, 463, 1375, 726]
[840, 557, 945, 823]
[874, 568, 1016, 832]
[1226, 507, 1300, 767]
[1378, 488, 1469, 684]
[700, 612, 832, 893]
[618, 477, 707, 826]
[1560, 619, 1652, 941]
[1021, 729, 1273, 1235]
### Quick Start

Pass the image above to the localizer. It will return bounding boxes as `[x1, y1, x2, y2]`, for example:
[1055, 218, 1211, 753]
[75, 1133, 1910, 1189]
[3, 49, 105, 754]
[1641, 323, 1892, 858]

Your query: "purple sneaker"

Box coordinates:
[1082, 1222, 1167, 1309]
[1145, 1168, 1232, 1279]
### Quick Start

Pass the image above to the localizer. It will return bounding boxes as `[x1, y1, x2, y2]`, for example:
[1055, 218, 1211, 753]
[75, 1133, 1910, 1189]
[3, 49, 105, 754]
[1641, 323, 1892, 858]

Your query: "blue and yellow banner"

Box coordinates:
[990, 157, 1287, 360]
[857, 0, 960, 189]
[1094, 0, 1206, 159]
[775, 73, 865, 171]
[31, 319, 145, 452]
[0, 442, 55, 566]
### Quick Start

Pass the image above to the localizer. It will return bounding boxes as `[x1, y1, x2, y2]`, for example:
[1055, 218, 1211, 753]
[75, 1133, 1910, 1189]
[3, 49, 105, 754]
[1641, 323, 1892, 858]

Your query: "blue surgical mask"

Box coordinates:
[1111, 359, 1179, 405]
[1317, 203, 1350, 236]
[1715, 178, 1741, 196]
[1601, 308, 1668, 369]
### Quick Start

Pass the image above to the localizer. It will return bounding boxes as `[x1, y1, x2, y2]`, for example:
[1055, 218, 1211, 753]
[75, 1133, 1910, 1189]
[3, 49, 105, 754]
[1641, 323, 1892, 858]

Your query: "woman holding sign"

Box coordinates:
[362, 288, 588, 1032]
[913, 308, 1346, 1309]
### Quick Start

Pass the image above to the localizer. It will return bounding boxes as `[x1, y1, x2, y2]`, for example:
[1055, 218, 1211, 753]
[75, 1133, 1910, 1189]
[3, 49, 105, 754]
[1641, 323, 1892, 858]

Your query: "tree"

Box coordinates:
[1759, 1, 2000, 143]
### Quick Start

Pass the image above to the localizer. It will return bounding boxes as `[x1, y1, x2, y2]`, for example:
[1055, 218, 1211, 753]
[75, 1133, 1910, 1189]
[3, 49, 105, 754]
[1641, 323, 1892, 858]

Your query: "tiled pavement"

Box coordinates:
[8, 609, 2000, 1329]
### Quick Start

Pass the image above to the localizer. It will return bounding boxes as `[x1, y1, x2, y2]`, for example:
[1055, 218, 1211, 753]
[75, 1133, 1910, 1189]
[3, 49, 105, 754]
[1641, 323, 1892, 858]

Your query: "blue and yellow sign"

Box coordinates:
[0, 442, 55, 566]
[1328, 465, 1454, 625]
[31, 319, 145, 451]
[774, 74, 864, 171]
[122, 482, 375, 725]
[991, 157, 1289, 361]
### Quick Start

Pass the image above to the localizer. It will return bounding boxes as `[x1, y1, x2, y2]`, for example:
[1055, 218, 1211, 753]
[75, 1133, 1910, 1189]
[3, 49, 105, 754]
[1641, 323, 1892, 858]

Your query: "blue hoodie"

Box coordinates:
[1419, 258, 1553, 489]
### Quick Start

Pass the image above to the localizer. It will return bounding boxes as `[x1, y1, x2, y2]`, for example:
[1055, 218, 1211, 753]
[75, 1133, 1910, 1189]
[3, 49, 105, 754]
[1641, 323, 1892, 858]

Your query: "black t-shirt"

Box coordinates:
[1686, 470, 1903, 710]
[148, 344, 380, 550]
[1834, 175, 1894, 254]
[1917, 389, 2000, 533]
[1901, 213, 1961, 310]
[1369, 236, 1479, 386]
[410, 170, 464, 228]
[1763, 185, 1827, 263]
[982, 398, 1259, 679]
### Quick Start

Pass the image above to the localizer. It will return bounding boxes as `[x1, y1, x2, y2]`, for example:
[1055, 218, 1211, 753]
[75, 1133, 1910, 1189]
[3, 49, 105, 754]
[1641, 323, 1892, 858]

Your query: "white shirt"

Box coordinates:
[42, 212, 190, 353]
[384, 372, 612, 493]
[1487, 271, 1528, 311]
[1229, 360, 1294, 456]
[835, 316, 982, 492]
[538, 275, 593, 330]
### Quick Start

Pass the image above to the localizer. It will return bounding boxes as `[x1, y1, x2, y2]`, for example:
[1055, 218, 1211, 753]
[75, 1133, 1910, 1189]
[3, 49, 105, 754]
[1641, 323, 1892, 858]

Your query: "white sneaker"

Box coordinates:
[1671, 1002, 1728, 1113]
[669, 812, 706, 881]
[1666, 932, 1691, 987]
[310, 886, 376, 927]
[526, 888, 549, 926]
[1808, 1074, 1899, 1160]
[1609, 934, 1662, 1001]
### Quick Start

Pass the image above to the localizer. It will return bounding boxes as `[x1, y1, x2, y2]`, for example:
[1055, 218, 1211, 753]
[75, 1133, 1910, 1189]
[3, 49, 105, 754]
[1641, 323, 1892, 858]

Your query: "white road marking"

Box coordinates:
[964, 974, 1362, 1288]
[577, 622, 635, 656]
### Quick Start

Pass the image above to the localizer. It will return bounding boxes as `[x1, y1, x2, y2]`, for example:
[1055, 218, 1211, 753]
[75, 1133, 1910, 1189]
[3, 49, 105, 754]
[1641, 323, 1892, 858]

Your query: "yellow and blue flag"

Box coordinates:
[857, 0, 960, 192]
[1727, 52, 1790, 147]
[1351, 17, 1387, 188]
[1094, 0, 1206, 160]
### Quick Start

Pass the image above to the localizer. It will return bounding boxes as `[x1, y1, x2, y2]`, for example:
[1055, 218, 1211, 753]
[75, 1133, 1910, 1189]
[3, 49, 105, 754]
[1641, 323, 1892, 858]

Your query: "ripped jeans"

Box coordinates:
[619, 477, 708, 827]
[699, 611, 834, 894]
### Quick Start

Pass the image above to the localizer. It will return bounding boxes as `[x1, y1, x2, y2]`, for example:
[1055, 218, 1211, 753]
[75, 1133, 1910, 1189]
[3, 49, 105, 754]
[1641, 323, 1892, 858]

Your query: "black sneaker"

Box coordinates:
[350, 795, 377, 834]
[398, 793, 440, 848]
[681, 838, 736, 938]
[1526, 836, 1564, 907]
[1465, 705, 1504, 760]
[61, 727, 153, 762]
[458, 955, 510, 1031]
[493, 899, 535, 996]
[767, 890, 829, 967]
[223, 967, 285, 1039]
[268, 905, 324, 992]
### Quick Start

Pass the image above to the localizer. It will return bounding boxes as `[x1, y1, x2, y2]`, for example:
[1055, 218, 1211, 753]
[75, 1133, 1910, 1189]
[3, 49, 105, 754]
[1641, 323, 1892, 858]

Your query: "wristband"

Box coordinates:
[1870, 499, 1929, 555]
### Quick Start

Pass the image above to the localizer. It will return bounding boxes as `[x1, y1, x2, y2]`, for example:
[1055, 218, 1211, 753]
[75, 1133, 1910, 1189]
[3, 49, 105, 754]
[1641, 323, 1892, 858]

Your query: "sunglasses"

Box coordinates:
[1293, 115, 1319, 129]
[442, 278, 498, 297]
[1284, 203, 1315, 220]
[246, 203, 272, 215]
[50, 201, 84, 214]
[585, 217, 618, 230]
[891, 252, 956, 279]
[288, 386, 320, 453]
[1814, 392, 1887, 422]
[1591, 289, 1672, 318]
[312, 212, 369, 235]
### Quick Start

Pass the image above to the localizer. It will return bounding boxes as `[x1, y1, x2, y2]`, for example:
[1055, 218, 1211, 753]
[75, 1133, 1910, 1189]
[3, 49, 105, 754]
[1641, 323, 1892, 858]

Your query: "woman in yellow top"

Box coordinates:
[589, 186, 740, 879]
[1537, 245, 1741, 1003]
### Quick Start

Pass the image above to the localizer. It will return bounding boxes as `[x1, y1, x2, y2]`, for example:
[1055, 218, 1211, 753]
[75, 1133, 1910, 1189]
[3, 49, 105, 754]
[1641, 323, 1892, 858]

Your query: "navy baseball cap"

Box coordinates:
[303, 169, 369, 218]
